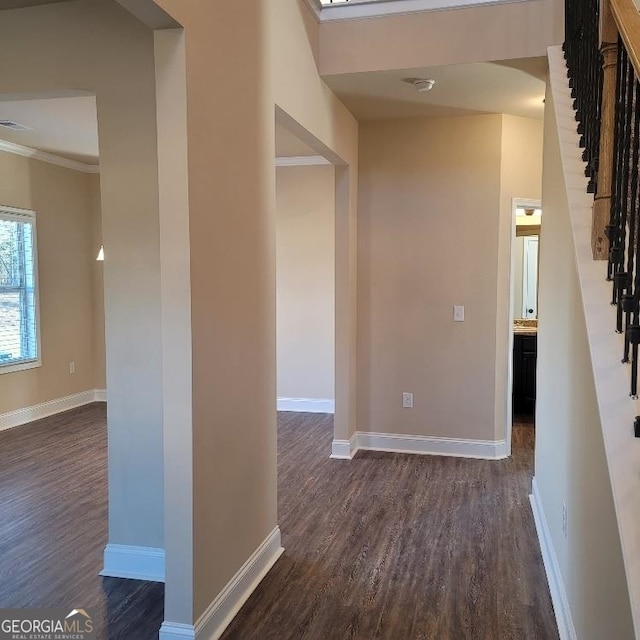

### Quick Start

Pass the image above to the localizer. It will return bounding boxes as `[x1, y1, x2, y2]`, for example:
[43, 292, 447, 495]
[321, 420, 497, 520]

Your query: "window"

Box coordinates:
[0, 206, 40, 373]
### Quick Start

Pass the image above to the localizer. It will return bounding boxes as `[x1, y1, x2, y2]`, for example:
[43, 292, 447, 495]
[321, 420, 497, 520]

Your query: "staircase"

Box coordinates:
[531, 3, 640, 634]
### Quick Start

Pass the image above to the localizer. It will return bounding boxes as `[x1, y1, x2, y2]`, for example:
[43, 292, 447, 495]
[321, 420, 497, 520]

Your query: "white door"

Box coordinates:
[522, 236, 539, 319]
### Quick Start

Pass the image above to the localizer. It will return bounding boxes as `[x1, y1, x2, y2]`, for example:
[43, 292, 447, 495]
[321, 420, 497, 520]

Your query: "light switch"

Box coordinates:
[453, 305, 465, 322]
[402, 392, 413, 408]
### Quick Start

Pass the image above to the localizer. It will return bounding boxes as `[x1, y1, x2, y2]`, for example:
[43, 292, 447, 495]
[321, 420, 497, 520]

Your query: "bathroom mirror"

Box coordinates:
[513, 203, 541, 321]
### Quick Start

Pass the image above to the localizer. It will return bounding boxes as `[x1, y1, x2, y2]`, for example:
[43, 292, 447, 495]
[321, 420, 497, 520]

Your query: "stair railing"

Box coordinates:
[565, 0, 640, 432]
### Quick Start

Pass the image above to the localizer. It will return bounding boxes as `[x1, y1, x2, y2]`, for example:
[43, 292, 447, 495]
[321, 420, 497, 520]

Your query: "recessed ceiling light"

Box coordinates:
[403, 77, 436, 93]
[0, 120, 32, 131]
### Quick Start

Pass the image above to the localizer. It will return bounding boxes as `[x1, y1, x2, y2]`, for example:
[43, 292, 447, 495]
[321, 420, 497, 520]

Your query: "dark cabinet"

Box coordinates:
[513, 334, 537, 415]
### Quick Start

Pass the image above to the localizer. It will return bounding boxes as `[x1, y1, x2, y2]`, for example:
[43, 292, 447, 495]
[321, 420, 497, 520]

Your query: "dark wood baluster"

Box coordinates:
[622, 80, 640, 362]
[607, 38, 626, 282]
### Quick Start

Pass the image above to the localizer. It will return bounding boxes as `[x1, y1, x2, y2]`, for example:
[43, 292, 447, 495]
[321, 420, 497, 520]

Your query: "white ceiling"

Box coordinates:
[0, 95, 99, 165]
[323, 58, 547, 121]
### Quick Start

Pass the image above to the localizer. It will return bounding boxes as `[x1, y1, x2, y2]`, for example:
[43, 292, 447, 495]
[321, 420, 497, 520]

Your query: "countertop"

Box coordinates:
[514, 320, 538, 336]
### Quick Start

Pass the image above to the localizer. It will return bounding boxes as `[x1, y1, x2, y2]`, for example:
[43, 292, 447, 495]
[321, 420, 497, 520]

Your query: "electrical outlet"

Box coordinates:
[562, 503, 568, 538]
[69, 361, 75, 375]
[453, 305, 465, 322]
[402, 392, 413, 408]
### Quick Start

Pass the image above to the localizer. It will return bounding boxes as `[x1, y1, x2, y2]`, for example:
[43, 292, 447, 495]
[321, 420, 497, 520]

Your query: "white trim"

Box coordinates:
[332, 431, 508, 460]
[277, 397, 335, 413]
[530, 478, 577, 640]
[0, 204, 42, 376]
[193, 527, 284, 640]
[94, 389, 107, 402]
[0, 139, 99, 174]
[0, 203, 36, 220]
[159, 623, 196, 640]
[100, 544, 165, 583]
[303, 0, 322, 21]
[330, 433, 358, 459]
[308, 0, 532, 22]
[275, 155, 330, 167]
[356, 431, 508, 459]
[0, 358, 41, 375]
[0, 389, 104, 432]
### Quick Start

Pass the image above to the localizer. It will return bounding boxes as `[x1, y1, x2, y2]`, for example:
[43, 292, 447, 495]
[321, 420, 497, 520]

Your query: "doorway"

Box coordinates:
[275, 125, 335, 417]
[509, 199, 541, 447]
[274, 106, 353, 455]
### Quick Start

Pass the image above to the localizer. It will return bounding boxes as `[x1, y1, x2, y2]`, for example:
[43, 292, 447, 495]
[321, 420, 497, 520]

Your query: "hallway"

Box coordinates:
[224, 413, 558, 639]
[0, 406, 557, 639]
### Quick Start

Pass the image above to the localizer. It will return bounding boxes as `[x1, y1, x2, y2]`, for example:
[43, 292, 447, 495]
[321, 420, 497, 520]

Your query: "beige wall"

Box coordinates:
[89, 174, 106, 391]
[149, 0, 359, 625]
[276, 165, 335, 401]
[0, 0, 165, 554]
[358, 115, 502, 440]
[319, 0, 563, 75]
[358, 114, 543, 443]
[0, 153, 96, 414]
[149, 0, 277, 622]
[535, 87, 634, 640]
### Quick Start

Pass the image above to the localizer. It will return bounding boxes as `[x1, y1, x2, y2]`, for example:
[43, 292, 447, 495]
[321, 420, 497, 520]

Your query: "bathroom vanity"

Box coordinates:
[513, 323, 537, 415]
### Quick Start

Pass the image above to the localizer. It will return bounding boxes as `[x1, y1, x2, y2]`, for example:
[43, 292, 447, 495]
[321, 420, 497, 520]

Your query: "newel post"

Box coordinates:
[593, 0, 619, 260]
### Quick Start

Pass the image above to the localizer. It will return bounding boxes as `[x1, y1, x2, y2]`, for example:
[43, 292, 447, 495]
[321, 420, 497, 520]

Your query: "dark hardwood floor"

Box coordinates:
[0, 403, 164, 640]
[0, 405, 556, 639]
[222, 413, 557, 640]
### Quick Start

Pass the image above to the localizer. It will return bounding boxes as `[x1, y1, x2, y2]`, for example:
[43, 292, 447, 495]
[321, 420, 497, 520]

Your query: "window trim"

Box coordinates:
[0, 204, 42, 375]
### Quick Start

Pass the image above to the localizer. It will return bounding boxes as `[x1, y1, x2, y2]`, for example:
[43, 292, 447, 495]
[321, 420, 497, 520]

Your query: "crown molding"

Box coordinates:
[0, 139, 99, 174]
[275, 155, 331, 167]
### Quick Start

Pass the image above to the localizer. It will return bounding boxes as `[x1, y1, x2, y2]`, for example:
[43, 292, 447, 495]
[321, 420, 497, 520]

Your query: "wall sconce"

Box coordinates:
[96, 245, 104, 261]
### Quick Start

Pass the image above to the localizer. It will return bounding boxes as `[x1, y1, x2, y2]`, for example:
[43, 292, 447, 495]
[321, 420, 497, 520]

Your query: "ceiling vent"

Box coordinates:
[0, 120, 32, 131]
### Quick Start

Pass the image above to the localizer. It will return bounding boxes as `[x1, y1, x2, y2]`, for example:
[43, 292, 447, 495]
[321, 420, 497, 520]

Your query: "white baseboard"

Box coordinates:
[159, 623, 196, 640]
[530, 478, 577, 640]
[331, 431, 508, 461]
[194, 526, 283, 639]
[100, 544, 165, 583]
[330, 433, 358, 459]
[0, 389, 106, 432]
[159, 528, 283, 640]
[277, 397, 335, 413]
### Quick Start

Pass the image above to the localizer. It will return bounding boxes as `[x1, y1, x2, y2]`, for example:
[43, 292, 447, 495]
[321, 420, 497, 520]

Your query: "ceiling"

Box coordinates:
[0, 59, 545, 166]
[0, 99, 311, 166]
[323, 57, 547, 121]
[0, 0, 68, 9]
[0, 95, 99, 165]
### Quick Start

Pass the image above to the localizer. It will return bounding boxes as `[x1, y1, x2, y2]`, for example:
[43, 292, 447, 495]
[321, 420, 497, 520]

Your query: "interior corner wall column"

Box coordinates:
[150, 0, 278, 626]
[154, 27, 193, 627]
[334, 164, 357, 441]
[593, 0, 619, 260]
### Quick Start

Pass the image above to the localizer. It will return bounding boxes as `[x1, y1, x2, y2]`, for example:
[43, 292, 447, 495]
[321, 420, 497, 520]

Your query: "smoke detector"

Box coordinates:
[403, 78, 436, 93]
[0, 120, 32, 131]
